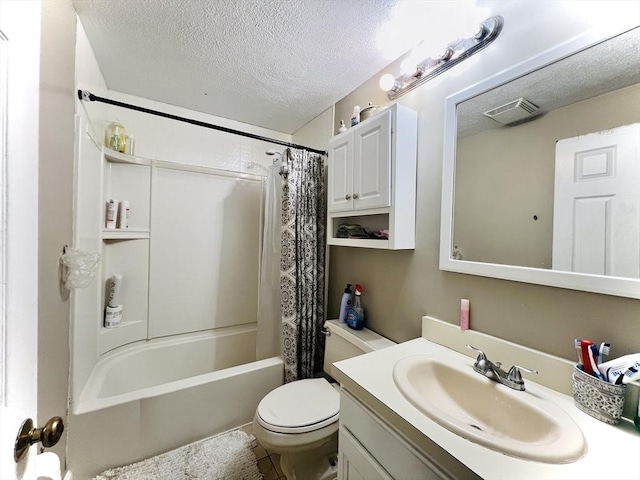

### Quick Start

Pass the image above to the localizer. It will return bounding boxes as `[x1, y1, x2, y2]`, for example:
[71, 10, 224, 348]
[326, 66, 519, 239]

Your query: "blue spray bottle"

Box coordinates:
[346, 284, 364, 330]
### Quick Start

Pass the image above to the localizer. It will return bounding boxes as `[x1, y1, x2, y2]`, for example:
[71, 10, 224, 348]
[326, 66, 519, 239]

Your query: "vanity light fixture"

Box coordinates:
[380, 16, 504, 100]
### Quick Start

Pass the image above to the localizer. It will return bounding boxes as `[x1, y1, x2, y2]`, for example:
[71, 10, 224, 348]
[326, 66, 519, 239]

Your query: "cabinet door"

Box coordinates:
[339, 427, 394, 480]
[328, 132, 354, 213]
[353, 110, 391, 210]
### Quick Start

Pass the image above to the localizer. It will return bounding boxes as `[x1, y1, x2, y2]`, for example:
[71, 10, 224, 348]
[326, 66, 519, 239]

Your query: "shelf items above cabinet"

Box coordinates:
[327, 104, 417, 250]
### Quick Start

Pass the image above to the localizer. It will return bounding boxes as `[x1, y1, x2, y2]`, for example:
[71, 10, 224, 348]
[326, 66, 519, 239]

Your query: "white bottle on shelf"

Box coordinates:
[118, 200, 130, 229]
[104, 274, 123, 328]
[105, 199, 118, 229]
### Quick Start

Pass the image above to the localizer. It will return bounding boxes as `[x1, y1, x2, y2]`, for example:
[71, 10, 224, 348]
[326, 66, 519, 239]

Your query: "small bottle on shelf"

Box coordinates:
[105, 199, 118, 229]
[118, 200, 130, 229]
[104, 274, 123, 328]
[351, 106, 360, 126]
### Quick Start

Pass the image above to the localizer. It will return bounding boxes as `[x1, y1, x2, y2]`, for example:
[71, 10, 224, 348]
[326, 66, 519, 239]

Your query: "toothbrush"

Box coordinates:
[598, 342, 610, 364]
[588, 344, 604, 380]
[574, 339, 583, 365]
[580, 340, 594, 375]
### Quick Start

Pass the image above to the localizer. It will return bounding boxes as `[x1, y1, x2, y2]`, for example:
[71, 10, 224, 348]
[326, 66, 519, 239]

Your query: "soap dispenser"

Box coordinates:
[338, 284, 353, 323]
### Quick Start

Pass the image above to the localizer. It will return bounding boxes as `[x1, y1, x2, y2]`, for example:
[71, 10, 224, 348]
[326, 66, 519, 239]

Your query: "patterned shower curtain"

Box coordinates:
[280, 148, 326, 383]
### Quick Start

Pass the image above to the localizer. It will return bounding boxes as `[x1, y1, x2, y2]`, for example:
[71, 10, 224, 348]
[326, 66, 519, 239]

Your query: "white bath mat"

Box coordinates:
[93, 430, 262, 480]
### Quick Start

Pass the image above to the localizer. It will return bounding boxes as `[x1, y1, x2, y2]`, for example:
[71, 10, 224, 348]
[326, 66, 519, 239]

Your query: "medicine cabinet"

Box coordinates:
[327, 103, 417, 249]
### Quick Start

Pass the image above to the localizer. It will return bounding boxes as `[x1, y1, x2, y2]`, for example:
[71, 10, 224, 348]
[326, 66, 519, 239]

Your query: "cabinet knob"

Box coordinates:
[353, 193, 359, 199]
[345, 194, 351, 200]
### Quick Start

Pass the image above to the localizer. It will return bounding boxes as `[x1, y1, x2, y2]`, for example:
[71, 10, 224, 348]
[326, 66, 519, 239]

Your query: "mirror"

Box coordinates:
[441, 27, 640, 298]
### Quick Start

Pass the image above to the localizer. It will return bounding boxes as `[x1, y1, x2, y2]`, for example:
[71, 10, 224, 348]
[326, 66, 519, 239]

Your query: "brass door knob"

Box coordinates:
[14, 416, 65, 462]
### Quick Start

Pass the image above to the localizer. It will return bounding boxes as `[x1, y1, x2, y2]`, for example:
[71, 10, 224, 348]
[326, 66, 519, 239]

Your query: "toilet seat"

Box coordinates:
[256, 378, 339, 434]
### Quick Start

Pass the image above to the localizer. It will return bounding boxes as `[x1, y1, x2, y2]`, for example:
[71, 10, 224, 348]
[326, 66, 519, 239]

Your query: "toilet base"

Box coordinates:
[278, 435, 338, 480]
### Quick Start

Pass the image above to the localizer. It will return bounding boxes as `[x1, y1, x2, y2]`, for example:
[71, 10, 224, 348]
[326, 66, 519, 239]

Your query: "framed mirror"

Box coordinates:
[440, 27, 640, 298]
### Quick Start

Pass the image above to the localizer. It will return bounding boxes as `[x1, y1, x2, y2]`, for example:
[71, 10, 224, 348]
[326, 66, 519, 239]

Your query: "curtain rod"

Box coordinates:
[77, 90, 328, 156]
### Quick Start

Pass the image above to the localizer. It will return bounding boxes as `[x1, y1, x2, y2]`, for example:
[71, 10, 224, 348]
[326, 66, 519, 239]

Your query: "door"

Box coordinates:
[353, 110, 391, 211]
[0, 1, 41, 477]
[338, 428, 393, 480]
[328, 131, 354, 213]
[553, 123, 640, 277]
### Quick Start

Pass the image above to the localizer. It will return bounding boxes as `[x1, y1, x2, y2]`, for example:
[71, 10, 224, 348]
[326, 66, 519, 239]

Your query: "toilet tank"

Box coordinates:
[323, 320, 396, 375]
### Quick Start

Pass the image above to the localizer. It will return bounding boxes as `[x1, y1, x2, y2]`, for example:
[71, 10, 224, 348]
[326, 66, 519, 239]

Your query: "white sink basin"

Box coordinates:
[393, 354, 586, 463]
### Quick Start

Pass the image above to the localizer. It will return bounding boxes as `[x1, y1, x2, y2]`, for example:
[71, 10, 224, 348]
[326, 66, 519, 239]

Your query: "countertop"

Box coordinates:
[332, 337, 640, 480]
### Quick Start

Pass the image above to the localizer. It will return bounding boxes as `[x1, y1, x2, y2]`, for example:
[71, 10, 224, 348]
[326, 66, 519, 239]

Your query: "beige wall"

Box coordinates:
[292, 105, 334, 152]
[38, 0, 76, 461]
[328, 4, 640, 361]
[455, 84, 640, 267]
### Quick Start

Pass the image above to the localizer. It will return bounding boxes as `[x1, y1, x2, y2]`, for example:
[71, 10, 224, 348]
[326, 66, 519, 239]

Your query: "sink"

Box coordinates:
[393, 354, 586, 463]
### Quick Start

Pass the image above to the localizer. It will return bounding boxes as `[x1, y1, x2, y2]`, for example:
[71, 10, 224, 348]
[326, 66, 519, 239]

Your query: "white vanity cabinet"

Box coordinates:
[338, 390, 448, 480]
[327, 104, 417, 249]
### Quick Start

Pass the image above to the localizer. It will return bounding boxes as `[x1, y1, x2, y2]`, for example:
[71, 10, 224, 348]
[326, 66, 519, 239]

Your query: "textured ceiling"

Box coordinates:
[457, 27, 640, 137]
[72, 0, 488, 134]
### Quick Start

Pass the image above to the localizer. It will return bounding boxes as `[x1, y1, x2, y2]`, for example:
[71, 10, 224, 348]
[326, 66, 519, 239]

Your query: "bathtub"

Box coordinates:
[67, 324, 283, 479]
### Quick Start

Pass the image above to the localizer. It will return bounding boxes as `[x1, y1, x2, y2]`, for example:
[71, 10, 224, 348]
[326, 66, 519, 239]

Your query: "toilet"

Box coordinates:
[252, 320, 395, 480]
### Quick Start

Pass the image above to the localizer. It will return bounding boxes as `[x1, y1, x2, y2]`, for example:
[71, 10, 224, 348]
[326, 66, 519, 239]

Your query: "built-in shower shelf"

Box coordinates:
[99, 319, 148, 355]
[104, 147, 152, 166]
[102, 228, 150, 240]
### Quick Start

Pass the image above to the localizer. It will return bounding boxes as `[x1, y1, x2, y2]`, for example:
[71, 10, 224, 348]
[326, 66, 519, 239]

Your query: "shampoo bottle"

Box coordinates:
[118, 200, 130, 229]
[104, 274, 123, 328]
[105, 199, 118, 229]
[346, 284, 364, 330]
[339, 284, 353, 323]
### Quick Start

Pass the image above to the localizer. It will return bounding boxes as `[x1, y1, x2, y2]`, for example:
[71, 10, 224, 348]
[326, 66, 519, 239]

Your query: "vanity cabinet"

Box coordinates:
[339, 390, 447, 480]
[327, 103, 417, 249]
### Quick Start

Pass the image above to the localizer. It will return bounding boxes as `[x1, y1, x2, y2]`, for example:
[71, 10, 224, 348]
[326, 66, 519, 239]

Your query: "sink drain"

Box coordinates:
[469, 424, 483, 431]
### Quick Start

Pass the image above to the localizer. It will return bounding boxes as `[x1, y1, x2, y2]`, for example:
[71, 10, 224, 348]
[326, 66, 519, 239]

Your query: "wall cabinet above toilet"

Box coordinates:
[327, 103, 417, 250]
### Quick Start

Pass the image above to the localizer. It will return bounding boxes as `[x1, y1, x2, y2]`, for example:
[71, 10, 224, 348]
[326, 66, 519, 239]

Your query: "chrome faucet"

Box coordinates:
[467, 345, 538, 391]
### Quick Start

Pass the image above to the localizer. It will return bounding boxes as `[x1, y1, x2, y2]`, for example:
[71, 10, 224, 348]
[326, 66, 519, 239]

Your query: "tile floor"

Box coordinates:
[240, 424, 286, 480]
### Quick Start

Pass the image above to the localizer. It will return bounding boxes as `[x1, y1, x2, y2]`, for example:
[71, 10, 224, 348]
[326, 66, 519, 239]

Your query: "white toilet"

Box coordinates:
[252, 320, 395, 480]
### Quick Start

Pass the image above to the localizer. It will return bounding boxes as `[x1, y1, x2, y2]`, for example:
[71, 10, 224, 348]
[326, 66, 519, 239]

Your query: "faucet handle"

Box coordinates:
[466, 344, 489, 370]
[507, 365, 538, 384]
[466, 344, 486, 360]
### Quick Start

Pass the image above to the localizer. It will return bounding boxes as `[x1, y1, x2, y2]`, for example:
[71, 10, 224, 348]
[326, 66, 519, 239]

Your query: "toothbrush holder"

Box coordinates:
[572, 365, 625, 425]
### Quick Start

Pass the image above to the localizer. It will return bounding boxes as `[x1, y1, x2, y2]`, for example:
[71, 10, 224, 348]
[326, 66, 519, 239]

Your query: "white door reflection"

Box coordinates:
[553, 123, 640, 278]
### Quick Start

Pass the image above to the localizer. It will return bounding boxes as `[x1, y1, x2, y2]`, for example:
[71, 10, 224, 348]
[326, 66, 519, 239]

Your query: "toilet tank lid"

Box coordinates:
[257, 378, 339, 429]
[325, 320, 396, 352]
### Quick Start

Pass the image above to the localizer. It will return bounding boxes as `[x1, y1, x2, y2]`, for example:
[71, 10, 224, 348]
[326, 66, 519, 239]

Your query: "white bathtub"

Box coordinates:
[67, 324, 283, 479]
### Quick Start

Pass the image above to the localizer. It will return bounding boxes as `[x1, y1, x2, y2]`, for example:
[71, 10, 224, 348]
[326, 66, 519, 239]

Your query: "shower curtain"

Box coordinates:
[257, 159, 283, 360]
[280, 148, 326, 383]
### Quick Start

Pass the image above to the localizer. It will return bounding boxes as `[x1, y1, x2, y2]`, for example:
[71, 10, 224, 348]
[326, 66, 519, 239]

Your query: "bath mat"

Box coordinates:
[93, 429, 262, 480]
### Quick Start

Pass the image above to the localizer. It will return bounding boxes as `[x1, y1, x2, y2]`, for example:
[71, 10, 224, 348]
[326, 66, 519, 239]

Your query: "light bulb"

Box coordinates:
[379, 73, 397, 92]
